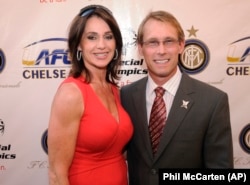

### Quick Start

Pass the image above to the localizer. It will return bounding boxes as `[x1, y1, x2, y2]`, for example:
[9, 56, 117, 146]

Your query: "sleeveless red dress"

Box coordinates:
[62, 76, 133, 185]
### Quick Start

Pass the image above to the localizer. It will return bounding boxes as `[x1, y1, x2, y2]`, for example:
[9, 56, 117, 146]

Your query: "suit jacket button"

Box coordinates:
[151, 169, 157, 175]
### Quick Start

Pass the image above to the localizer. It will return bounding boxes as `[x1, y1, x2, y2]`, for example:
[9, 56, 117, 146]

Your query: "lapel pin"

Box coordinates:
[181, 100, 189, 109]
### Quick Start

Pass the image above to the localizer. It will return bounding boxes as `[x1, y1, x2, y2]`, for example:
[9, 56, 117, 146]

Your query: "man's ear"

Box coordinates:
[178, 40, 185, 54]
[138, 43, 143, 56]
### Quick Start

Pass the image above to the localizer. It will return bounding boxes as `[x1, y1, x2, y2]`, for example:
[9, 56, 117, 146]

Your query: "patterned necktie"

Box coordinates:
[149, 87, 166, 156]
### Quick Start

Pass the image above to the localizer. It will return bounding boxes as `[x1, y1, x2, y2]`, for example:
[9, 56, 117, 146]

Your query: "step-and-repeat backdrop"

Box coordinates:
[0, 0, 249, 184]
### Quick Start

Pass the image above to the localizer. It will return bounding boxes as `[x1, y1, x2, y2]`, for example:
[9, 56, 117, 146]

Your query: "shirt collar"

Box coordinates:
[147, 67, 182, 96]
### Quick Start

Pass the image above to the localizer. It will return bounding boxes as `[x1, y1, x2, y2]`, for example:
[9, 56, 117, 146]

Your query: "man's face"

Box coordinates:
[139, 19, 185, 83]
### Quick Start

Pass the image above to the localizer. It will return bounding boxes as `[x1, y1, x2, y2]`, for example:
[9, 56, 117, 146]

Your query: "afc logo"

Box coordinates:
[22, 38, 70, 67]
[226, 36, 250, 76]
[22, 38, 70, 79]
[227, 36, 250, 63]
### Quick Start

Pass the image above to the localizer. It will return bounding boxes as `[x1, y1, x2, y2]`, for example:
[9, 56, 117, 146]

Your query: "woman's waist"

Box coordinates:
[69, 154, 127, 175]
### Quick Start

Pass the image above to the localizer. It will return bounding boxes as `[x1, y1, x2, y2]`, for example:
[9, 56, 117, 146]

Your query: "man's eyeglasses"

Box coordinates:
[142, 38, 179, 48]
[78, 5, 112, 17]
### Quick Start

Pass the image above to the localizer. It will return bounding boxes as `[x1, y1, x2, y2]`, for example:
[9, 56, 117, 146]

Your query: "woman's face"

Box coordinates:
[79, 16, 116, 71]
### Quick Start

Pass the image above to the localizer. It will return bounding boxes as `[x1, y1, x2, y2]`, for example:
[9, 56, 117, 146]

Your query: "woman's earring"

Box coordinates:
[113, 49, 118, 60]
[77, 50, 82, 61]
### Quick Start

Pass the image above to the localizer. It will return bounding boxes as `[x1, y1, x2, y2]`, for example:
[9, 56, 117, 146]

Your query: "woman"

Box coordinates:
[48, 5, 133, 185]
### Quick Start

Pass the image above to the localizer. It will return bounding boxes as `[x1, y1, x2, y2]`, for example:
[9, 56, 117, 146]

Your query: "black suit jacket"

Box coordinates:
[120, 73, 233, 185]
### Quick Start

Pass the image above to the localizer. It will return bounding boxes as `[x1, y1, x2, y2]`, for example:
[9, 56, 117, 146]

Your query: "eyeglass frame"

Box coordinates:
[142, 37, 180, 48]
[78, 4, 112, 17]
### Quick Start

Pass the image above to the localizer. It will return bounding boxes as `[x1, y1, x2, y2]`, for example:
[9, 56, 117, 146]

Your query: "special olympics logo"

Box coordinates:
[239, 124, 250, 154]
[41, 129, 48, 154]
[180, 39, 210, 74]
[0, 119, 4, 135]
[121, 28, 137, 56]
[0, 48, 6, 73]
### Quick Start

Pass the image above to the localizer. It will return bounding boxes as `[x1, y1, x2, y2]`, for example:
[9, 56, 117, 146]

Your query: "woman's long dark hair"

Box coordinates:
[67, 5, 123, 85]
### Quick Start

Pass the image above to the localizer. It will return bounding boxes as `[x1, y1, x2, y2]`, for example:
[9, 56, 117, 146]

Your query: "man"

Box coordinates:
[120, 10, 233, 185]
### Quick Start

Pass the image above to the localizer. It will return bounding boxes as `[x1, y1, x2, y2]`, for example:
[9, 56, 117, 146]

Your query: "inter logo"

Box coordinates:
[239, 124, 250, 154]
[0, 49, 5, 73]
[180, 39, 210, 74]
[41, 129, 48, 154]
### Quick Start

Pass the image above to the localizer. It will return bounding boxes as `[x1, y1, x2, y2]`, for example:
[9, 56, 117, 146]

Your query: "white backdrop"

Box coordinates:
[0, 0, 250, 185]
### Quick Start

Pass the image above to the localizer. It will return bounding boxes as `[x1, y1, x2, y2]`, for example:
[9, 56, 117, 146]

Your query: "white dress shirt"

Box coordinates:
[146, 67, 182, 124]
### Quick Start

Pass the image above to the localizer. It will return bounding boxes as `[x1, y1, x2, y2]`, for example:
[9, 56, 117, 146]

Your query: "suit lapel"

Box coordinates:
[154, 74, 195, 160]
[132, 77, 154, 160]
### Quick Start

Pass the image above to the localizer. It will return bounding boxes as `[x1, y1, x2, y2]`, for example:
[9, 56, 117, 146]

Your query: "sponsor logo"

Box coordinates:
[180, 39, 210, 74]
[0, 119, 4, 135]
[22, 38, 70, 79]
[118, 28, 147, 86]
[179, 26, 210, 74]
[0, 165, 6, 171]
[40, 0, 66, 3]
[121, 27, 137, 56]
[41, 129, 48, 154]
[119, 28, 147, 77]
[239, 124, 250, 154]
[234, 156, 250, 167]
[27, 161, 49, 169]
[0, 144, 16, 159]
[26, 129, 49, 169]
[0, 120, 16, 160]
[0, 48, 5, 73]
[226, 36, 250, 76]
